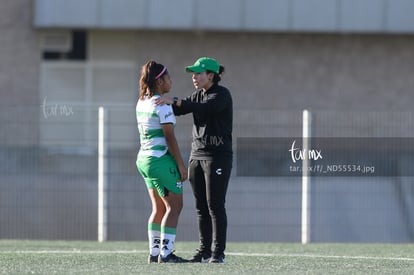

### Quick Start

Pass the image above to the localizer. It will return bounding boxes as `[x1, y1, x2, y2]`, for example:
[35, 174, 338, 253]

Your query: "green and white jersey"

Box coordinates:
[136, 95, 176, 158]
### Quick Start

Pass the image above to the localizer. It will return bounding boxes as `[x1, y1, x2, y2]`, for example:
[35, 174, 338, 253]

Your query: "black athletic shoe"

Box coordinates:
[148, 255, 158, 263]
[158, 253, 189, 263]
[189, 249, 211, 263]
[209, 254, 225, 263]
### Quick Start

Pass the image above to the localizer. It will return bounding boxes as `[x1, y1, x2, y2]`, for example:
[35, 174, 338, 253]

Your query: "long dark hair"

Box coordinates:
[207, 65, 225, 84]
[139, 61, 167, 100]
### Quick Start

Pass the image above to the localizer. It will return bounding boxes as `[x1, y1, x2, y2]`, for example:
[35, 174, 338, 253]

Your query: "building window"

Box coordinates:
[43, 30, 87, 61]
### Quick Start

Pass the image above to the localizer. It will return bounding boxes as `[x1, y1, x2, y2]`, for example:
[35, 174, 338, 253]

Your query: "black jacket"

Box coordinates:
[173, 84, 233, 160]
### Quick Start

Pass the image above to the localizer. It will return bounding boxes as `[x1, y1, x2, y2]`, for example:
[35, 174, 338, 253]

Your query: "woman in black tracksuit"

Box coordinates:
[156, 57, 232, 263]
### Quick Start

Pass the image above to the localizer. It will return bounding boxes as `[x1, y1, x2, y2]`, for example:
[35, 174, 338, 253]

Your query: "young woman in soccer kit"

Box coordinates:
[136, 61, 188, 263]
[156, 57, 233, 264]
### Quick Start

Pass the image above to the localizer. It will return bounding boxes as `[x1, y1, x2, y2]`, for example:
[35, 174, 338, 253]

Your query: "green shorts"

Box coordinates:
[136, 153, 183, 197]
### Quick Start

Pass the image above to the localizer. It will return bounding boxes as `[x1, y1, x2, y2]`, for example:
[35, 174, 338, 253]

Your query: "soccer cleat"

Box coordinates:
[148, 254, 159, 263]
[209, 254, 225, 263]
[158, 252, 189, 263]
[189, 249, 211, 263]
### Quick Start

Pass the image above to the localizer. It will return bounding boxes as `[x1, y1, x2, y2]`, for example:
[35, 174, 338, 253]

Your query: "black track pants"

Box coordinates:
[189, 158, 232, 255]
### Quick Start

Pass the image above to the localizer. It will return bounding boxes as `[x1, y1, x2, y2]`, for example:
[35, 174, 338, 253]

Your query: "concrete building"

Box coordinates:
[1, 0, 413, 242]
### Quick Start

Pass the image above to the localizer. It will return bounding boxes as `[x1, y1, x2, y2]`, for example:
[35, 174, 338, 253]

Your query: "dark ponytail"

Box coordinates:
[139, 61, 167, 99]
[209, 65, 225, 84]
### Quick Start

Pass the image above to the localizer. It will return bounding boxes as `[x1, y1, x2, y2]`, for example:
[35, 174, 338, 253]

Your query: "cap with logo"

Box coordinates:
[185, 57, 220, 74]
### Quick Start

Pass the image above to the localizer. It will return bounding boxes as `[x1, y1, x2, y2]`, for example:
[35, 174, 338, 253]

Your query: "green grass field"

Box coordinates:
[1, 240, 414, 274]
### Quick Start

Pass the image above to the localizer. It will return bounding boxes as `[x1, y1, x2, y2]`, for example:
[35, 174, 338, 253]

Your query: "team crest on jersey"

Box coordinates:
[176, 181, 183, 189]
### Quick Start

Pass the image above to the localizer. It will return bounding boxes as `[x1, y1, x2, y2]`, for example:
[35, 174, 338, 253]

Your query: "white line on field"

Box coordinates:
[228, 252, 414, 262]
[1, 250, 414, 262]
[0, 250, 148, 254]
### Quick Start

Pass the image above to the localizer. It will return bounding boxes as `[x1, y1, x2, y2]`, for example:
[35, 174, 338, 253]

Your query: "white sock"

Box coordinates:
[160, 232, 176, 257]
[148, 224, 161, 256]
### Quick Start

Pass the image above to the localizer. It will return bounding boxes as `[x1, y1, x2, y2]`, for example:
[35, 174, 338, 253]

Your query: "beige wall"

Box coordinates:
[0, 0, 41, 145]
[130, 31, 414, 111]
[37, 30, 414, 148]
[90, 30, 414, 112]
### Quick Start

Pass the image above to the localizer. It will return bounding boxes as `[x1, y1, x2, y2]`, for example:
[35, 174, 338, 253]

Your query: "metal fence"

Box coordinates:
[0, 104, 413, 242]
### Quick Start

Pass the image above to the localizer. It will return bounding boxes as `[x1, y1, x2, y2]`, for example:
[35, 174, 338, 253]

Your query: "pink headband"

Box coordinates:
[155, 66, 167, 79]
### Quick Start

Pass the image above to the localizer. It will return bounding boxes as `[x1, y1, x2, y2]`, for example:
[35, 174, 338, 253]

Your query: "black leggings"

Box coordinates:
[189, 158, 232, 255]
